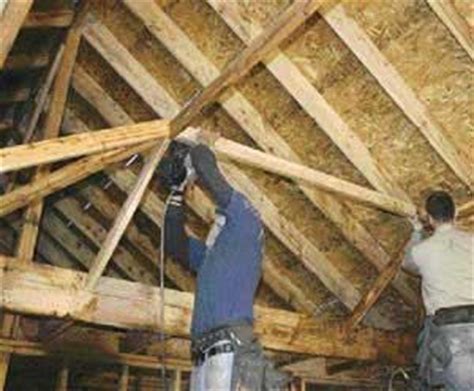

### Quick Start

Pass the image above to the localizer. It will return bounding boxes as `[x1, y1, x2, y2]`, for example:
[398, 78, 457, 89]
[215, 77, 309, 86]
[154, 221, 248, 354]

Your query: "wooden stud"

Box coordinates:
[55, 362, 69, 391]
[426, 0, 473, 60]
[0, 257, 416, 364]
[173, 370, 182, 391]
[170, 0, 324, 136]
[84, 140, 170, 290]
[0, 0, 34, 68]
[324, 4, 473, 190]
[119, 365, 129, 391]
[122, 0, 418, 305]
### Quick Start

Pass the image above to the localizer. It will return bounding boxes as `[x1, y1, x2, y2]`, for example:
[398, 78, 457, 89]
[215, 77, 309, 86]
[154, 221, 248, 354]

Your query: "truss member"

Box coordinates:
[158, 137, 288, 390]
[402, 191, 474, 391]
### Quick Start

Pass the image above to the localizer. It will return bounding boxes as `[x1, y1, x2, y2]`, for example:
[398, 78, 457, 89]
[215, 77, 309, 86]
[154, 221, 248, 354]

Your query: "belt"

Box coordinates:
[434, 305, 474, 326]
[194, 341, 235, 367]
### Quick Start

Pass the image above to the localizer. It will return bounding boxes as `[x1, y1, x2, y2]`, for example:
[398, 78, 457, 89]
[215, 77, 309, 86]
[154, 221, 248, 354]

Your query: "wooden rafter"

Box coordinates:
[121, 1, 418, 305]
[426, 0, 473, 60]
[205, 0, 410, 202]
[4, 50, 50, 70]
[24, 10, 74, 29]
[0, 0, 34, 69]
[458, 199, 474, 219]
[323, 4, 473, 190]
[0, 257, 416, 363]
[169, 0, 324, 136]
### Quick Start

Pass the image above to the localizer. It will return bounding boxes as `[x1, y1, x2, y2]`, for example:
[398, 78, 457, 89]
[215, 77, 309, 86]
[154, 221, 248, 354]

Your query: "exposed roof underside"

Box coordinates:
[0, 0, 472, 378]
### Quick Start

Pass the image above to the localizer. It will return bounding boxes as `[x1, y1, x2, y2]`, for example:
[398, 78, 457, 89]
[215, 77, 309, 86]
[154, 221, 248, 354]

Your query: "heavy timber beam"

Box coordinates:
[120, 1, 417, 305]
[169, 0, 324, 136]
[0, 0, 34, 68]
[323, 5, 473, 190]
[0, 257, 416, 364]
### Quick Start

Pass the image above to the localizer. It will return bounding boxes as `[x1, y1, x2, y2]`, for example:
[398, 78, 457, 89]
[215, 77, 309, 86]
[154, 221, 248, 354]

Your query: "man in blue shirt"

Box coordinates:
[159, 139, 288, 390]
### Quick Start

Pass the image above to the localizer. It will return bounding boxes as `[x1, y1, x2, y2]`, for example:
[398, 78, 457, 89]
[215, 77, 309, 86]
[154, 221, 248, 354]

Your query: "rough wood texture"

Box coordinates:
[426, 0, 473, 60]
[323, 4, 473, 190]
[170, 0, 324, 135]
[0, 120, 170, 174]
[24, 10, 74, 29]
[0, 0, 34, 68]
[0, 257, 416, 364]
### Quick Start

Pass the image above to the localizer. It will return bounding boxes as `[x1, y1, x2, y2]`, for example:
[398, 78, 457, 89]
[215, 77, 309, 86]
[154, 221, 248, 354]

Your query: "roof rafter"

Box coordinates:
[323, 4, 473, 190]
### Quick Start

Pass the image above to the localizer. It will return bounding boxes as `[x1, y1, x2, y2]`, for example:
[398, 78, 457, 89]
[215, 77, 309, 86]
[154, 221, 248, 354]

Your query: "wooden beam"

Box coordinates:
[205, 0, 410, 202]
[169, 0, 324, 136]
[0, 0, 34, 68]
[0, 257, 416, 363]
[214, 136, 415, 217]
[121, 0, 417, 305]
[119, 365, 129, 391]
[0, 141, 154, 218]
[0, 87, 31, 104]
[16, 2, 90, 261]
[458, 199, 474, 219]
[0, 120, 169, 174]
[344, 239, 410, 333]
[3, 50, 50, 70]
[173, 370, 182, 391]
[323, 4, 473, 190]
[24, 10, 74, 29]
[55, 362, 69, 391]
[426, 0, 473, 60]
[84, 140, 170, 290]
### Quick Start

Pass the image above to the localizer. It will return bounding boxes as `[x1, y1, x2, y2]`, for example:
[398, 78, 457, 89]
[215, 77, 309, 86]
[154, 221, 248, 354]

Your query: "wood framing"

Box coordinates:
[169, 0, 324, 135]
[121, 1, 418, 305]
[0, 120, 170, 174]
[24, 10, 74, 29]
[323, 4, 473, 190]
[426, 0, 473, 60]
[0, 257, 416, 363]
[3, 50, 50, 70]
[0, 0, 34, 68]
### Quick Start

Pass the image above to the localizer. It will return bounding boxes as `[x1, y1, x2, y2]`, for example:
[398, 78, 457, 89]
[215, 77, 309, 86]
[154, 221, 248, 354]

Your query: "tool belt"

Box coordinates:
[191, 322, 290, 390]
[434, 305, 474, 326]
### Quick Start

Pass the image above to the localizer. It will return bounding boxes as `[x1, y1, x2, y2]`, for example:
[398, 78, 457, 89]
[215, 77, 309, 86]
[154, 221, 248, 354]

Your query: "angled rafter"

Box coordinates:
[121, 1, 418, 304]
[0, 257, 416, 363]
[169, 0, 324, 136]
[323, 4, 473, 190]
[0, 0, 34, 68]
[205, 0, 410, 202]
[426, 0, 473, 60]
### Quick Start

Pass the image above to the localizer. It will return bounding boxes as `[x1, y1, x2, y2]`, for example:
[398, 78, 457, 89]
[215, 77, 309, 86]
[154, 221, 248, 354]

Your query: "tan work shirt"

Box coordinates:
[403, 224, 474, 315]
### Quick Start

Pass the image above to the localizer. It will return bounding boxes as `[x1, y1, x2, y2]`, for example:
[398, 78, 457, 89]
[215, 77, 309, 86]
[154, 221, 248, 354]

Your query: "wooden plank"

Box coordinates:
[55, 363, 69, 391]
[16, 2, 90, 261]
[0, 0, 34, 68]
[122, 0, 417, 305]
[205, 0, 410, 201]
[0, 257, 416, 363]
[24, 10, 74, 29]
[0, 120, 170, 174]
[3, 50, 49, 70]
[0, 141, 155, 217]
[458, 199, 474, 219]
[323, 4, 473, 189]
[170, 0, 324, 136]
[173, 370, 181, 391]
[84, 140, 170, 290]
[426, 0, 473, 60]
[0, 87, 31, 104]
[214, 138, 415, 216]
[119, 365, 129, 391]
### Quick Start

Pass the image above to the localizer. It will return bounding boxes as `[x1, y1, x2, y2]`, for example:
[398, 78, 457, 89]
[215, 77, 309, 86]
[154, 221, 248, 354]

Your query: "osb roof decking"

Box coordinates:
[0, 0, 472, 367]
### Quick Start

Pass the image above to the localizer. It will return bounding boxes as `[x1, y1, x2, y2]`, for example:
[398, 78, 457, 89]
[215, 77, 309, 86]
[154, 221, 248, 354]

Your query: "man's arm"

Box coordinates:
[401, 217, 425, 275]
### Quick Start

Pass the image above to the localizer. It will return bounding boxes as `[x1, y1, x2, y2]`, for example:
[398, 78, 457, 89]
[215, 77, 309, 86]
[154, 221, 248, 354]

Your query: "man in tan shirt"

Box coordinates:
[403, 191, 474, 390]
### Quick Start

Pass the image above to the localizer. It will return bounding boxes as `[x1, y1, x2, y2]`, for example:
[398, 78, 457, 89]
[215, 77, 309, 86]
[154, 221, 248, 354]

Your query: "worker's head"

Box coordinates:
[425, 191, 455, 227]
[157, 140, 196, 192]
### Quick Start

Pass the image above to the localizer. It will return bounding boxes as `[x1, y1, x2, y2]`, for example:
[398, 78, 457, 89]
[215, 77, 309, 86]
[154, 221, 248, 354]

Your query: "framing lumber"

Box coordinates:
[122, 1, 417, 304]
[16, 2, 89, 261]
[323, 5, 473, 190]
[169, 0, 324, 136]
[0, 120, 170, 174]
[0, 0, 34, 69]
[205, 0, 410, 202]
[0, 87, 31, 104]
[55, 363, 69, 391]
[3, 50, 50, 70]
[0, 141, 156, 217]
[84, 140, 170, 290]
[0, 257, 416, 363]
[458, 199, 474, 219]
[119, 365, 129, 391]
[24, 10, 74, 29]
[66, 59, 389, 321]
[426, 0, 473, 60]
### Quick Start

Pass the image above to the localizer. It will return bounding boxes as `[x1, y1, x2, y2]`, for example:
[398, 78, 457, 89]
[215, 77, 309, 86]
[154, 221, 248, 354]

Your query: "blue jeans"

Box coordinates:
[442, 323, 474, 391]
